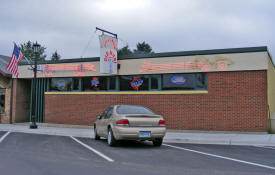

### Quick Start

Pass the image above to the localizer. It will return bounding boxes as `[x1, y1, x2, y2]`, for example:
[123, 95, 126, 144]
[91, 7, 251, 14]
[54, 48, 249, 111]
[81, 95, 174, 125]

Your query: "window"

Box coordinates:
[150, 75, 160, 90]
[108, 76, 117, 90]
[106, 107, 113, 119]
[47, 73, 206, 92]
[82, 77, 107, 91]
[196, 73, 206, 89]
[116, 105, 155, 115]
[162, 73, 206, 90]
[72, 78, 80, 91]
[162, 74, 195, 90]
[101, 108, 109, 118]
[101, 107, 113, 119]
[0, 89, 5, 114]
[119, 75, 149, 91]
[50, 78, 72, 91]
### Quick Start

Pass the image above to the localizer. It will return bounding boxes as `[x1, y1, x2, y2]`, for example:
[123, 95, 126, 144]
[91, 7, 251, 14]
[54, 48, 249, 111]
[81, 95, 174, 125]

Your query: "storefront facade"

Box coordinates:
[0, 55, 13, 124]
[14, 46, 275, 132]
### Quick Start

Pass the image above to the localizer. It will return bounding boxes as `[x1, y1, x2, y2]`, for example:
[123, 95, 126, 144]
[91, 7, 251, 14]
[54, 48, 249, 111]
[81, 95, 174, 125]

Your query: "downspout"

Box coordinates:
[268, 104, 272, 132]
[9, 78, 13, 124]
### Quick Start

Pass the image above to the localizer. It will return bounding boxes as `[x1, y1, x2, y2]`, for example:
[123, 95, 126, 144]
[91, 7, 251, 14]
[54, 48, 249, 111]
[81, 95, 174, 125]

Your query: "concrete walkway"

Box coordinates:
[0, 123, 274, 146]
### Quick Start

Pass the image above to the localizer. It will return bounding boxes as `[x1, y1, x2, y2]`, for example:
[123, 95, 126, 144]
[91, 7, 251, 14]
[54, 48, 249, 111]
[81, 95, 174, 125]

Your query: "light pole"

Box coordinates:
[30, 42, 40, 129]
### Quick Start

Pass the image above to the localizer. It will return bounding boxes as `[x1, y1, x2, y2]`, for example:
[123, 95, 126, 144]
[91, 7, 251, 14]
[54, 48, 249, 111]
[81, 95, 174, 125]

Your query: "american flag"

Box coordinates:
[6, 43, 24, 78]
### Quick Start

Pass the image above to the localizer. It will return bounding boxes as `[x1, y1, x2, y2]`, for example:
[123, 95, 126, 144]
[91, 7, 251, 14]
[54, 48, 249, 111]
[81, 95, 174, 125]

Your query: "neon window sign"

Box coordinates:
[171, 75, 186, 85]
[42, 63, 96, 77]
[139, 56, 234, 73]
[130, 77, 143, 90]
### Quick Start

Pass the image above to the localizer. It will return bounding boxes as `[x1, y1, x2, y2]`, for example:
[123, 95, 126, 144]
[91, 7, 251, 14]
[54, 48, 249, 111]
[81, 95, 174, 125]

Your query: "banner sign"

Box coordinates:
[99, 34, 118, 74]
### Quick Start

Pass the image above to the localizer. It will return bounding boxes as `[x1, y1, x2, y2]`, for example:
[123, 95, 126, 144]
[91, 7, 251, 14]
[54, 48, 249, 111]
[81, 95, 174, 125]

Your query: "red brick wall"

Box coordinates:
[12, 79, 31, 123]
[45, 71, 268, 131]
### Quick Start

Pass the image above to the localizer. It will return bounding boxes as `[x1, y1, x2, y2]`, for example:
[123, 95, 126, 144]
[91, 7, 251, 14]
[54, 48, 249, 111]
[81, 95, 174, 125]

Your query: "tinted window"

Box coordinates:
[50, 78, 72, 91]
[82, 77, 107, 91]
[0, 89, 5, 113]
[162, 74, 195, 90]
[101, 108, 108, 117]
[116, 105, 155, 115]
[73, 78, 80, 90]
[109, 76, 116, 90]
[196, 74, 205, 88]
[101, 107, 113, 119]
[119, 75, 149, 91]
[150, 75, 160, 90]
[106, 107, 113, 118]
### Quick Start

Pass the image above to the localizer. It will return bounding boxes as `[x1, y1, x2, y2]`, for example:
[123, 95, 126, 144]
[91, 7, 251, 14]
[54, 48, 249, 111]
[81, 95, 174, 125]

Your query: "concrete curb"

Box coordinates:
[163, 133, 275, 146]
[0, 124, 275, 146]
[0, 124, 93, 138]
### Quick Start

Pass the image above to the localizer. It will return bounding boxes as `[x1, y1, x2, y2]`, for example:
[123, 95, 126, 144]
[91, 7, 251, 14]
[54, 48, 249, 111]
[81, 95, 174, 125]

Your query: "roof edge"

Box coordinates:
[266, 48, 275, 68]
[19, 46, 268, 65]
[0, 70, 12, 78]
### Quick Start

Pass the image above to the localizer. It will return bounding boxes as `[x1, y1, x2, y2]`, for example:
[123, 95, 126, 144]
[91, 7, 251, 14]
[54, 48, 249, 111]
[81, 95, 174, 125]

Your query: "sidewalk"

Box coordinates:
[0, 123, 274, 146]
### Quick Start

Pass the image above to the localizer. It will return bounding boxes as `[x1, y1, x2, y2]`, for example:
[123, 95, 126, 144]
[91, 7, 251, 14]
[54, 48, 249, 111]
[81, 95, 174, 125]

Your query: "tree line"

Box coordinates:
[19, 41, 153, 62]
[20, 41, 60, 62]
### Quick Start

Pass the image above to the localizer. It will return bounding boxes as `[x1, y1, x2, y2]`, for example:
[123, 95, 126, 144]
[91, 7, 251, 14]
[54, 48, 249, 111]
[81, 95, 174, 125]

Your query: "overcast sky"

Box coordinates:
[0, 0, 274, 61]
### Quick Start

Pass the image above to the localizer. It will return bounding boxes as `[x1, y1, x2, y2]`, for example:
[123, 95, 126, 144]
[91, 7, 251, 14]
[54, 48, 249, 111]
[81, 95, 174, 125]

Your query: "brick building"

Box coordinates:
[0, 55, 12, 124]
[11, 46, 275, 132]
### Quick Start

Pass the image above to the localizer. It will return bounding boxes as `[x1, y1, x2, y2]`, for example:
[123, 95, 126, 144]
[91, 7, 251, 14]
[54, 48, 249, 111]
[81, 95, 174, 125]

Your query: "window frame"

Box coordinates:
[49, 77, 73, 92]
[160, 73, 207, 91]
[72, 78, 82, 92]
[118, 75, 150, 91]
[0, 88, 5, 114]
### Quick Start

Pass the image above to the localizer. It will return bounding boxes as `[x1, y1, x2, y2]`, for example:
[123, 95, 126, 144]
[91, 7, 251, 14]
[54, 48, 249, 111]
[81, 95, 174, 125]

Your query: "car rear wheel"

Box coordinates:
[153, 138, 163, 146]
[94, 125, 100, 140]
[107, 128, 117, 146]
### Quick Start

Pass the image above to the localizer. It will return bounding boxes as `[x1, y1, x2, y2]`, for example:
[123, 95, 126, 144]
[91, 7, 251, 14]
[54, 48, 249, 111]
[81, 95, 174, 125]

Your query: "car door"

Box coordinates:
[97, 108, 109, 136]
[101, 107, 114, 137]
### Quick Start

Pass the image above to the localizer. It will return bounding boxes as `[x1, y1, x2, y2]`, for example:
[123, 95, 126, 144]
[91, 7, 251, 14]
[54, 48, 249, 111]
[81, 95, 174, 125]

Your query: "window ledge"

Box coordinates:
[45, 91, 208, 95]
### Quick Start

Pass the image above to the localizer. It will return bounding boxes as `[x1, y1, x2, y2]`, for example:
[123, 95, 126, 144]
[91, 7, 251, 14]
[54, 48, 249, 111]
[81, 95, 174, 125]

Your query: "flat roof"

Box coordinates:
[19, 46, 268, 65]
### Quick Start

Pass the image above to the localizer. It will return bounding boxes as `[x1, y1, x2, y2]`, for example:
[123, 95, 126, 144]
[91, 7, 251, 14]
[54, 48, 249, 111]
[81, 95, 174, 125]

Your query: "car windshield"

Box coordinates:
[116, 105, 155, 115]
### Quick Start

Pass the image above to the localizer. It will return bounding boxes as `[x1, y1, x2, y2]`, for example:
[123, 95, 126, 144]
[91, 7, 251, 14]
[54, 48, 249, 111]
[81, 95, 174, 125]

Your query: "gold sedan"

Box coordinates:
[94, 105, 166, 146]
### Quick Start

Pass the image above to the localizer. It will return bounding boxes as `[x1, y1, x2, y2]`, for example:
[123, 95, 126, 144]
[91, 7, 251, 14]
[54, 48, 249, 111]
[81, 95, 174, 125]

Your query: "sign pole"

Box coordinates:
[96, 27, 117, 38]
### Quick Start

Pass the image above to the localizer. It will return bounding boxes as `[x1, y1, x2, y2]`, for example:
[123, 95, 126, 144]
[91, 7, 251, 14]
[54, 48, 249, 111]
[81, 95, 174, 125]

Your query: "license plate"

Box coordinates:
[139, 131, 151, 138]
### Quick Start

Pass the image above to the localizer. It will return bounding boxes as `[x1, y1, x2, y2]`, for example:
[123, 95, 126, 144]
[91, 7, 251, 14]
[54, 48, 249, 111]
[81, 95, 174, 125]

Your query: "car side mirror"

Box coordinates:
[96, 115, 101, 119]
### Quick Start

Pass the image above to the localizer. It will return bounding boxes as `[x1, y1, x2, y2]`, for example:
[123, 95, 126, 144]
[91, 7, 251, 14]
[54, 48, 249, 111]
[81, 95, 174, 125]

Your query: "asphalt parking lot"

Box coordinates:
[0, 131, 275, 175]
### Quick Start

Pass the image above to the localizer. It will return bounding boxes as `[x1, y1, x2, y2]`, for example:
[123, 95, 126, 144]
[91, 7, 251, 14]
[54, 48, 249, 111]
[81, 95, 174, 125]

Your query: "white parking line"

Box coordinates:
[70, 136, 114, 162]
[163, 144, 275, 171]
[0, 131, 11, 143]
[254, 146, 275, 150]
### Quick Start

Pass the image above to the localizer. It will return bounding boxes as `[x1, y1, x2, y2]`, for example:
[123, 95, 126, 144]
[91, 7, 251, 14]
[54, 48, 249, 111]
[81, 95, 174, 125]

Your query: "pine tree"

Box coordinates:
[20, 41, 47, 62]
[134, 41, 153, 54]
[51, 51, 61, 61]
[118, 45, 132, 57]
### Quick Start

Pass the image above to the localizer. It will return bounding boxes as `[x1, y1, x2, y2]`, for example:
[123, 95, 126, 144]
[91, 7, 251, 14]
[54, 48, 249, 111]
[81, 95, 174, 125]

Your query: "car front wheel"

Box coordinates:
[107, 128, 117, 146]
